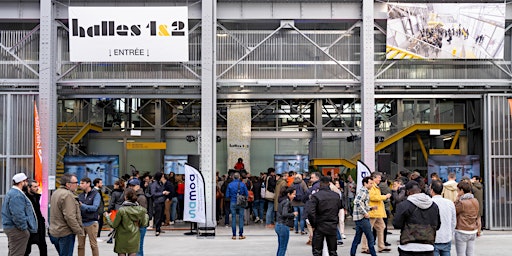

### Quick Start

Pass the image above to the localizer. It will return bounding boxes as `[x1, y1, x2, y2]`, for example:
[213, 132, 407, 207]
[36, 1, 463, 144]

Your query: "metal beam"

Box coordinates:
[201, 0, 217, 229]
[0, 43, 39, 76]
[361, 0, 375, 171]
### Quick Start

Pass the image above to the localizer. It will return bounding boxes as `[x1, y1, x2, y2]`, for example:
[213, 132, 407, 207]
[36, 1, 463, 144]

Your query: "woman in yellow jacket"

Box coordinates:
[361, 172, 391, 254]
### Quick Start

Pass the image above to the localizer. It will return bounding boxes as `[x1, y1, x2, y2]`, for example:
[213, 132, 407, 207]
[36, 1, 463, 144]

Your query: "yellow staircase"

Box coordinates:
[311, 123, 465, 169]
[386, 45, 424, 60]
[56, 122, 103, 187]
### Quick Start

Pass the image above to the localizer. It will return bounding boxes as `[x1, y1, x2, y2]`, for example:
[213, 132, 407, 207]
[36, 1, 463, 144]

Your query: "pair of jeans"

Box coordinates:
[230, 202, 245, 236]
[293, 206, 305, 232]
[224, 199, 231, 225]
[252, 199, 264, 220]
[50, 233, 76, 256]
[170, 197, 178, 221]
[434, 241, 452, 256]
[350, 218, 377, 256]
[312, 229, 337, 256]
[266, 200, 275, 225]
[275, 222, 290, 256]
[455, 231, 476, 256]
[137, 227, 147, 256]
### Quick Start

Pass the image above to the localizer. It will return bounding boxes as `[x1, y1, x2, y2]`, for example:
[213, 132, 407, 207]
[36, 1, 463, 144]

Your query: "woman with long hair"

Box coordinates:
[105, 188, 148, 256]
[275, 186, 298, 256]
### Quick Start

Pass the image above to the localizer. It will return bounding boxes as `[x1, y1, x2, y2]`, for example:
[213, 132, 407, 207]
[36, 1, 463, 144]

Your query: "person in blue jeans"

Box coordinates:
[350, 176, 377, 256]
[225, 172, 249, 240]
[275, 187, 298, 256]
[49, 234, 77, 256]
[291, 174, 308, 234]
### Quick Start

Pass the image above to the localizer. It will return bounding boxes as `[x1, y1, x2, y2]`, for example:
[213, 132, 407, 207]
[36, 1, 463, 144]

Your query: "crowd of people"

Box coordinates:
[1, 165, 484, 256]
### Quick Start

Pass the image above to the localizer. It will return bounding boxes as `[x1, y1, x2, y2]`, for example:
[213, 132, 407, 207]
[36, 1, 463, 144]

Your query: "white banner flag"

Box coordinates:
[356, 160, 372, 192]
[184, 164, 206, 223]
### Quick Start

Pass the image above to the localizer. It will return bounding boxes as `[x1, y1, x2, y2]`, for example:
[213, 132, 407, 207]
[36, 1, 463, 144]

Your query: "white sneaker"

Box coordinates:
[342, 234, 347, 239]
[254, 217, 260, 223]
[169, 221, 175, 225]
[96, 238, 104, 242]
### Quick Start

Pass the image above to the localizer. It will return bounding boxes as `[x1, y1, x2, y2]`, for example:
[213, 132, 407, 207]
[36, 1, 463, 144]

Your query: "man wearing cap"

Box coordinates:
[1, 173, 38, 256]
[128, 178, 148, 256]
[393, 180, 441, 256]
[77, 177, 101, 256]
[49, 173, 84, 256]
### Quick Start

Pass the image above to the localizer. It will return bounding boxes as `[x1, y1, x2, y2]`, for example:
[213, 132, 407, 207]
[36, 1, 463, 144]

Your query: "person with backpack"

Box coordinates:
[291, 174, 308, 235]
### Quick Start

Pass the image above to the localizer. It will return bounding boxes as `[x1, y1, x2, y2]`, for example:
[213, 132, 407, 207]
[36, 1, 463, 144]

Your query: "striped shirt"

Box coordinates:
[352, 186, 371, 221]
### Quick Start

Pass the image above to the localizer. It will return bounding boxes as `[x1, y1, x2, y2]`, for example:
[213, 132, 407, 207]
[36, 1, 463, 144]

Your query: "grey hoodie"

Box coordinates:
[407, 193, 433, 209]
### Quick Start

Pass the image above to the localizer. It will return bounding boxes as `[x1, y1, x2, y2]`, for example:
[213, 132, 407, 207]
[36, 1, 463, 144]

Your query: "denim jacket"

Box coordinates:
[1, 187, 38, 233]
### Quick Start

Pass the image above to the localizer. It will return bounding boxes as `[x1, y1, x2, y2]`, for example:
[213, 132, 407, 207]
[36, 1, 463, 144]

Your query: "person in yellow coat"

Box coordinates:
[361, 172, 392, 254]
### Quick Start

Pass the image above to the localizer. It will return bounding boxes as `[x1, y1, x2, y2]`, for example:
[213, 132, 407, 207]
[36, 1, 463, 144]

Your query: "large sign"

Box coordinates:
[68, 6, 188, 62]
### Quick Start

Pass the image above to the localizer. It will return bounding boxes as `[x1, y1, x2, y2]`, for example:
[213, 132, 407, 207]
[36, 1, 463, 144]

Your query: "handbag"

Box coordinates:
[248, 190, 255, 202]
[236, 182, 248, 208]
[264, 177, 275, 200]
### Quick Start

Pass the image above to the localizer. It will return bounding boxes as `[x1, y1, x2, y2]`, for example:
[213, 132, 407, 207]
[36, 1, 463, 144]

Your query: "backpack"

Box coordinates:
[293, 182, 305, 203]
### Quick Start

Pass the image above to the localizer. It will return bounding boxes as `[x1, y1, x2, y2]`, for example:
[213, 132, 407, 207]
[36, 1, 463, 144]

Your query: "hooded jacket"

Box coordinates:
[290, 177, 308, 207]
[455, 193, 480, 233]
[106, 201, 149, 254]
[393, 193, 440, 250]
[441, 180, 458, 202]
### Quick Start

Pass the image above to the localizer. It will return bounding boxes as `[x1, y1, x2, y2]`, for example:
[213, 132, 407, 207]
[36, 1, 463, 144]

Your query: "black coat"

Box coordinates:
[306, 186, 342, 234]
[25, 192, 45, 244]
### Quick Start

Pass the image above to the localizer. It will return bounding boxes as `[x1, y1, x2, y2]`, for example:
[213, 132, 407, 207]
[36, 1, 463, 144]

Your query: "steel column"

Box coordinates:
[310, 99, 323, 158]
[360, 0, 375, 171]
[39, 0, 57, 222]
[201, 0, 217, 228]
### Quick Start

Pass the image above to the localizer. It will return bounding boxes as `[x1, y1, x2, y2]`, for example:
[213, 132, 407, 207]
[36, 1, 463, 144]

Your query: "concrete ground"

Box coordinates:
[2, 220, 512, 256]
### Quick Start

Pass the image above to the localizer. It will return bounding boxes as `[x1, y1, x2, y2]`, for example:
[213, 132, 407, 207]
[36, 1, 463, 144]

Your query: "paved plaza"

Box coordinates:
[2, 221, 512, 256]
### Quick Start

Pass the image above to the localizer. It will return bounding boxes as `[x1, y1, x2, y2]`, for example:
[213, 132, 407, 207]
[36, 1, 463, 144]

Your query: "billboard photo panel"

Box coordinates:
[386, 3, 505, 60]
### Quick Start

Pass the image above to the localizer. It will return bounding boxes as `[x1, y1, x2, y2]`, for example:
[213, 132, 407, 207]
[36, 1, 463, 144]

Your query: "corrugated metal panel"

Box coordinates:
[486, 94, 512, 230]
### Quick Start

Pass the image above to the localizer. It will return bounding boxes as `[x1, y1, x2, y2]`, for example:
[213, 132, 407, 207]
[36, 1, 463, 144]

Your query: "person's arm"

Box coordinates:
[369, 186, 388, 202]
[9, 193, 29, 230]
[62, 195, 84, 235]
[151, 183, 164, 198]
[243, 183, 249, 197]
[81, 192, 101, 212]
[307, 195, 319, 227]
[392, 202, 407, 229]
[107, 193, 116, 212]
[225, 184, 231, 199]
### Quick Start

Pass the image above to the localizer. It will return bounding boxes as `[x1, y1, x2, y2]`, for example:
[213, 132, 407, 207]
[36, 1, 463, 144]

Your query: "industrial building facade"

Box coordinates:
[0, 0, 511, 230]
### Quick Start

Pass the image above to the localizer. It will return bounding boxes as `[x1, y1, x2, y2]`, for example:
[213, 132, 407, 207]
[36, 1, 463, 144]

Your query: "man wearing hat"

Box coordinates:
[128, 178, 148, 256]
[393, 180, 441, 256]
[1, 173, 38, 256]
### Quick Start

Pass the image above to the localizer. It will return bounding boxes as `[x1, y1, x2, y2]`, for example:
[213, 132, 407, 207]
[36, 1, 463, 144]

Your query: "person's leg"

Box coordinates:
[85, 223, 99, 256]
[252, 200, 259, 221]
[77, 227, 86, 256]
[311, 229, 324, 256]
[224, 199, 231, 225]
[454, 232, 467, 256]
[374, 218, 386, 251]
[361, 218, 376, 251]
[154, 202, 164, 233]
[266, 201, 274, 225]
[293, 206, 300, 232]
[238, 205, 245, 236]
[230, 203, 237, 236]
[24, 239, 33, 256]
[59, 234, 76, 256]
[339, 208, 345, 236]
[438, 241, 452, 256]
[275, 223, 288, 256]
[361, 218, 377, 256]
[97, 216, 103, 238]
[325, 234, 338, 256]
[299, 206, 305, 232]
[281, 224, 290, 254]
[350, 220, 364, 256]
[5, 228, 30, 256]
[466, 234, 476, 256]
[164, 198, 171, 225]
[137, 227, 147, 256]
[258, 200, 264, 220]
[171, 197, 178, 222]
[49, 235, 60, 254]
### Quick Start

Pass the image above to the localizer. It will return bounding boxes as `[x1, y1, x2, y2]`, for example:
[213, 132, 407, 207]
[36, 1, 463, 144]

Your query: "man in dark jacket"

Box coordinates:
[92, 178, 105, 241]
[393, 181, 441, 256]
[307, 176, 342, 256]
[24, 179, 48, 256]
